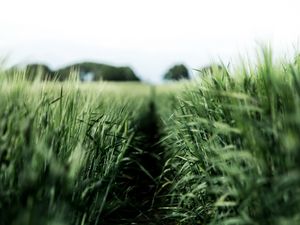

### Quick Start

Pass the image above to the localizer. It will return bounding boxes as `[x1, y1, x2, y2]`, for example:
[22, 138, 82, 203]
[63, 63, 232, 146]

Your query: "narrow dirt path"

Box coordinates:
[100, 87, 171, 225]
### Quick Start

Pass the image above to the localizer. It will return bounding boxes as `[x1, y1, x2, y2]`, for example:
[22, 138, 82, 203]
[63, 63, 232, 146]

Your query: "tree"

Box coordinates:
[56, 62, 140, 82]
[164, 64, 189, 80]
[25, 64, 54, 81]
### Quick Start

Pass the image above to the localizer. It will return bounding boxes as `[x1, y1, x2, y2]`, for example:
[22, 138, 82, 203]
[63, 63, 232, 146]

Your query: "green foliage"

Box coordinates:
[156, 49, 300, 224]
[8, 62, 140, 82]
[195, 64, 224, 77]
[56, 62, 140, 82]
[164, 64, 190, 80]
[1, 48, 300, 224]
[0, 76, 149, 225]
[25, 64, 55, 81]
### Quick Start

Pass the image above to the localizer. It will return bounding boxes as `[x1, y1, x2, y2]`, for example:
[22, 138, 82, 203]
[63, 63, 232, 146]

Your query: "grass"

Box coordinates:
[156, 48, 300, 224]
[0, 48, 300, 224]
[0, 73, 151, 224]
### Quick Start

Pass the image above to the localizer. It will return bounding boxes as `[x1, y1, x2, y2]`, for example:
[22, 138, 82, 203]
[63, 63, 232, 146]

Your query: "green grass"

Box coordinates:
[1, 48, 300, 224]
[0, 74, 151, 224]
[156, 48, 300, 224]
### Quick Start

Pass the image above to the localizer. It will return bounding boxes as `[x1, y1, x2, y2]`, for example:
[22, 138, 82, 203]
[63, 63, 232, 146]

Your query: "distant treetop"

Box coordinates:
[25, 64, 54, 81]
[163, 64, 189, 80]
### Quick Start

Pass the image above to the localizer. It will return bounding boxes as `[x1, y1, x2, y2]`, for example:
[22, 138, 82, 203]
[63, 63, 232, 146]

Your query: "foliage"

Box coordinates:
[25, 64, 55, 81]
[56, 62, 140, 82]
[164, 64, 189, 80]
[195, 64, 224, 76]
[1, 48, 300, 224]
[156, 48, 300, 224]
[8, 62, 140, 82]
[0, 76, 149, 225]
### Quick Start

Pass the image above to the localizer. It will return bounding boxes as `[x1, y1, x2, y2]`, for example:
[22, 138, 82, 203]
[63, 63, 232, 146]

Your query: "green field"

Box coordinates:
[1, 50, 300, 224]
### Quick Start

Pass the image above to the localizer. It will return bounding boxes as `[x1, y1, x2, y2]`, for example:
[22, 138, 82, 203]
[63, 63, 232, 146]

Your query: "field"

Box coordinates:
[1, 50, 300, 224]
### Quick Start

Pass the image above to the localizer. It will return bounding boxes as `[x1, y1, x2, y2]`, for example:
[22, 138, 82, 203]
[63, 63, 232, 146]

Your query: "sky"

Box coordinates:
[1, 0, 300, 82]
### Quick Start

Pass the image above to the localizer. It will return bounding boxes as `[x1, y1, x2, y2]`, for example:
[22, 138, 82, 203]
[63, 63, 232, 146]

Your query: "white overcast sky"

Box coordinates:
[1, 0, 300, 82]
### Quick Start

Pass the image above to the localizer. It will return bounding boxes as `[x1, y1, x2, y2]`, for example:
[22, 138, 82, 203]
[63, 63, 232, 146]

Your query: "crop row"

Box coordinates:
[156, 50, 300, 224]
[0, 75, 150, 225]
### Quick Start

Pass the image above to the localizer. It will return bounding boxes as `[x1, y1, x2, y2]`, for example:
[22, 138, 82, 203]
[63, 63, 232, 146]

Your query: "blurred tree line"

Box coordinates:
[13, 62, 140, 82]
[7, 62, 229, 82]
